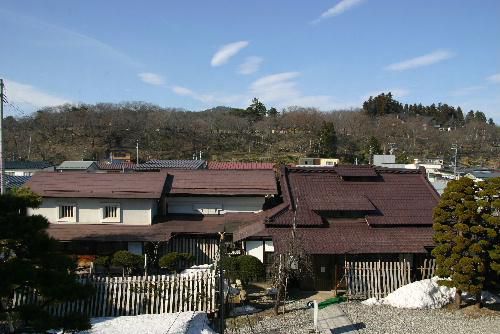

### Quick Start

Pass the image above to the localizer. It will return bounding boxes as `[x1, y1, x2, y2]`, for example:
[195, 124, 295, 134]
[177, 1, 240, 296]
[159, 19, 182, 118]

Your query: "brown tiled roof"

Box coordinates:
[97, 162, 136, 170]
[267, 219, 434, 254]
[155, 212, 263, 234]
[268, 166, 439, 227]
[46, 223, 172, 242]
[207, 162, 275, 170]
[27, 171, 168, 199]
[335, 165, 379, 177]
[167, 170, 278, 195]
[47, 212, 263, 242]
[234, 166, 439, 254]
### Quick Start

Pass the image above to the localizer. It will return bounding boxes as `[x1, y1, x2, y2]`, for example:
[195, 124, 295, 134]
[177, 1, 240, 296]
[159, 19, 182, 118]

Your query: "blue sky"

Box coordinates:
[1, 0, 499, 121]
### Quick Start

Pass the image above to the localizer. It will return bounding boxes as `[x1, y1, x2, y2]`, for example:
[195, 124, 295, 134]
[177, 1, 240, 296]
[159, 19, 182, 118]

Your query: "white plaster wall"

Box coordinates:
[245, 241, 264, 263]
[167, 196, 265, 215]
[28, 197, 156, 225]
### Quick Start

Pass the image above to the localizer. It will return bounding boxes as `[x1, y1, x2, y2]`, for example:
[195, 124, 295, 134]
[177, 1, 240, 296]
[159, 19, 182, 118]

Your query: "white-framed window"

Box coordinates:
[23, 172, 33, 176]
[58, 204, 77, 222]
[101, 203, 121, 223]
[326, 161, 334, 166]
[192, 203, 222, 215]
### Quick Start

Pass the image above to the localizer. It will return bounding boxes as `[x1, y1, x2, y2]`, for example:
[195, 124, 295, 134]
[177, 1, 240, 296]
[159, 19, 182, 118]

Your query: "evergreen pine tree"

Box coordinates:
[477, 177, 500, 292]
[0, 188, 94, 332]
[432, 178, 494, 308]
[318, 121, 338, 157]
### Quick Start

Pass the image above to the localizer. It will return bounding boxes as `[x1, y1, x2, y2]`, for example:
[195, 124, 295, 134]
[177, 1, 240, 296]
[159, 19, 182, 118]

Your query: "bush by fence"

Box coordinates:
[13, 271, 217, 318]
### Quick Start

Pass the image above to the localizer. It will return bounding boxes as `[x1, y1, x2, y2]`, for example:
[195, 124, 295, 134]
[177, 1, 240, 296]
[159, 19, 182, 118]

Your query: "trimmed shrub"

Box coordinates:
[111, 250, 143, 275]
[237, 255, 265, 284]
[159, 252, 195, 273]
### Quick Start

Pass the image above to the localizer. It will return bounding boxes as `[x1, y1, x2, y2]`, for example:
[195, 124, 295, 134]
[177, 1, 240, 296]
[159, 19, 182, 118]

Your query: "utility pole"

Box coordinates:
[136, 140, 139, 165]
[0, 79, 4, 195]
[217, 232, 226, 334]
[451, 144, 458, 179]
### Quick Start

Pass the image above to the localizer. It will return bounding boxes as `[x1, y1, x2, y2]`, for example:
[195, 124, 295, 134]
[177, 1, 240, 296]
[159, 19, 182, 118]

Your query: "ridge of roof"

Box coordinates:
[26, 171, 168, 199]
[5, 161, 53, 170]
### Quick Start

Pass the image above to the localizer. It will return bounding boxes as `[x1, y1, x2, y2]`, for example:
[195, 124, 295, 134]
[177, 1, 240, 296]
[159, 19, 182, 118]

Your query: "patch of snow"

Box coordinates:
[361, 297, 381, 306]
[181, 264, 213, 275]
[67, 311, 215, 334]
[381, 277, 455, 309]
[229, 305, 260, 316]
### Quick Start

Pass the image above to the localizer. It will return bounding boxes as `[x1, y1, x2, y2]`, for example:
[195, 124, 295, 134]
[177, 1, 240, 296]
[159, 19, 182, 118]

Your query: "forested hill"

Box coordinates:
[3, 94, 499, 167]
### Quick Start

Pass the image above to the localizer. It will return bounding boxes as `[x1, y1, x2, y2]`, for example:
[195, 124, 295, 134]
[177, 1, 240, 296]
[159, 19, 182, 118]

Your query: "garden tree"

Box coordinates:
[111, 250, 144, 276]
[246, 97, 267, 122]
[158, 252, 194, 273]
[271, 229, 312, 315]
[220, 255, 264, 287]
[0, 188, 94, 332]
[477, 177, 500, 291]
[318, 121, 338, 157]
[432, 178, 499, 308]
[488, 118, 495, 125]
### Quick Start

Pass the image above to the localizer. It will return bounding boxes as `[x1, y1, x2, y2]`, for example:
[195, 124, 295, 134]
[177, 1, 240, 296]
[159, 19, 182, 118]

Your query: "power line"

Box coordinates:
[2, 87, 29, 117]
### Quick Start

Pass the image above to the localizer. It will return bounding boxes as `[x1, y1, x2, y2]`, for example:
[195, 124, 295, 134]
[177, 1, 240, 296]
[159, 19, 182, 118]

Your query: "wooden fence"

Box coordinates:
[12, 271, 217, 317]
[345, 261, 412, 299]
[417, 258, 437, 280]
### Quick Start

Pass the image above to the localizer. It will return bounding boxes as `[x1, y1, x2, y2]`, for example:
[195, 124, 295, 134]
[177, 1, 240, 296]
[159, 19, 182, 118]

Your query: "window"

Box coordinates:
[102, 203, 121, 223]
[58, 204, 77, 222]
[193, 203, 222, 215]
[326, 161, 333, 166]
[23, 172, 33, 176]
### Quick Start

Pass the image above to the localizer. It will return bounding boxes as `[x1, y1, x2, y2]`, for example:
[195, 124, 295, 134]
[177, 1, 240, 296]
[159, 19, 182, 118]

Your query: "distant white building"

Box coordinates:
[297, 157, 339, 167]
[56, 161, 98, 172]
[373, 155, 448, 194]
[4, 161, 54, 176]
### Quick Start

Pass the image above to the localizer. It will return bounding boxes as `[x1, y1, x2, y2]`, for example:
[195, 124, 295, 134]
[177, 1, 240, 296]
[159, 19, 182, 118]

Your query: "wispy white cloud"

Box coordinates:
[250, 72, 345, 109]
[171, 85, 243, 105]
[172, 71, 355, 110]
[313, 0, 364, 23]
[138, 72, 165, 86]
[5, 79, 70, 108]
[486, 73, 500, 83]
[172, 85, 194, 96]
[211, 41, 249, 67]
[0, 8, 141, 67]
[385, 50, 454, 71]
[450, 85, 485, 96]
[238, 56, 263, 75]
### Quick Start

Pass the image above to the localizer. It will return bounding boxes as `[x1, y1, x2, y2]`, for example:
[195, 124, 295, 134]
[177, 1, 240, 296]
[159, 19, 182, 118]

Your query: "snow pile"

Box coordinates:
[181, 264, 213, 275]
[362, 277, 455, 309]
[361, 297, 381, 306]
[73, 311, 215, 334]
[229, 305, 260, 316]
[383, 277, 455, 309]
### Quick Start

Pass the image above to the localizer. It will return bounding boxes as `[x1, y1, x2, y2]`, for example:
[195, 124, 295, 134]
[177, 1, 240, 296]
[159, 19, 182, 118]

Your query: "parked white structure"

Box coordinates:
[4, 161, 54, 176]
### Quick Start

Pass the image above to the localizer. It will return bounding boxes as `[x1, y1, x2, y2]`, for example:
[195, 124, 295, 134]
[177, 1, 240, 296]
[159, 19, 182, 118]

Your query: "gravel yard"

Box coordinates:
[340, 302, 500, 334]
[225, 300, 314, 334]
